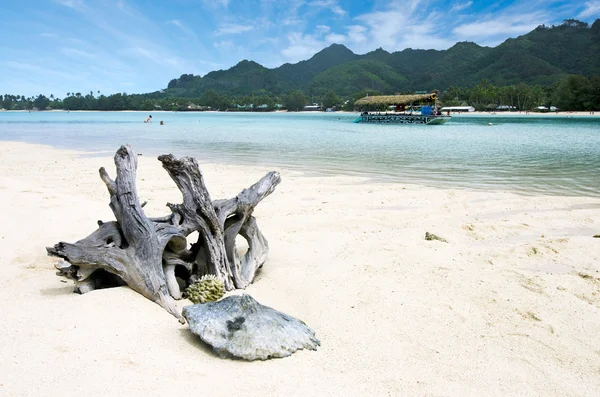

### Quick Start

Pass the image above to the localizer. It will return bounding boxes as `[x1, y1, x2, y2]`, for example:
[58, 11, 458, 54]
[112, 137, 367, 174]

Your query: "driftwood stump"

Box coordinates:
[47, 145, 280, 322]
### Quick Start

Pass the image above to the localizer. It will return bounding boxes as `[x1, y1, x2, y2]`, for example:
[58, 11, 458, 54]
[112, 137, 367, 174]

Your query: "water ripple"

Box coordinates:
[1, 111, 599, 197]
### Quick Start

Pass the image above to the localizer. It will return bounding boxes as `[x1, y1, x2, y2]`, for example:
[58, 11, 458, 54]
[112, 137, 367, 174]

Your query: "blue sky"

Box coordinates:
[1, 0, 598, 97]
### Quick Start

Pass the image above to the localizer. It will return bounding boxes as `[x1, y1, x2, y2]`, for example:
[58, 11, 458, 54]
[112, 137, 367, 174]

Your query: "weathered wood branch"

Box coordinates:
[49, 146, 185, 322]
[47, 145, 280, 321]
[159, 154, 235, 290]
[216, 171, 281, 288]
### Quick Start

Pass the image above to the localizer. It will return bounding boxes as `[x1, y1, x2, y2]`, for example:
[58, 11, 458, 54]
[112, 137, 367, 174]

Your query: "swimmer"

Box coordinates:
[144, 115, 152, 123]
[160, 121, 164, 125]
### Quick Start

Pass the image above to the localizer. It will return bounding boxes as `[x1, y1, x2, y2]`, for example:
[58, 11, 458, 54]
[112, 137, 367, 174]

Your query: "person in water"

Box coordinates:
[160, 121, 164, 125]
[144, 115, 152, 123]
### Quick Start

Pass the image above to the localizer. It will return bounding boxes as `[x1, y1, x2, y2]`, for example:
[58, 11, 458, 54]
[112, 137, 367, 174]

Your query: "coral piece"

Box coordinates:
[184, 274, 226, 304]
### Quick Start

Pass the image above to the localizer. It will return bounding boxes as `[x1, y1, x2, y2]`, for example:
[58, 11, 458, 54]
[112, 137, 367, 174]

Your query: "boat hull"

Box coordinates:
[354, 114, 450, 125]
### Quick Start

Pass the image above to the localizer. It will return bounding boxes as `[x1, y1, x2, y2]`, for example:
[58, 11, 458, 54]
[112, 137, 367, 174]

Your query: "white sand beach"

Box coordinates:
[1, 141, 599, 397]
[453, 111, 599, 117]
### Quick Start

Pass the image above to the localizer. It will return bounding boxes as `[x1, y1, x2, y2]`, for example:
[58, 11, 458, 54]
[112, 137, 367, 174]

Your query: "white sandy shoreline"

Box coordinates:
[2, 109, 599, 117]
[1, 141, 599, 396]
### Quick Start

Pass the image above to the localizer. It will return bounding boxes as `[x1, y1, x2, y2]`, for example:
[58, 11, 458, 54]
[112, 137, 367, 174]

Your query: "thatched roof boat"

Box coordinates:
[353, 92, 449, 125]
[354, 93, 437, 107]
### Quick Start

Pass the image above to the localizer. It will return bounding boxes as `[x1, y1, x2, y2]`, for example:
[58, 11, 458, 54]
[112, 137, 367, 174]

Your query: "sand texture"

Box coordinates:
[1, 141, 599, 396]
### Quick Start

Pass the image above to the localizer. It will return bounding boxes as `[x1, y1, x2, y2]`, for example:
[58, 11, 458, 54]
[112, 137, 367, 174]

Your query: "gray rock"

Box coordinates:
[183, 294, 320, 360]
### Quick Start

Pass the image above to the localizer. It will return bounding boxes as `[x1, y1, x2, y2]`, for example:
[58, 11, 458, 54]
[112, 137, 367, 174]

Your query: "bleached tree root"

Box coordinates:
[47, 145, 280, 321]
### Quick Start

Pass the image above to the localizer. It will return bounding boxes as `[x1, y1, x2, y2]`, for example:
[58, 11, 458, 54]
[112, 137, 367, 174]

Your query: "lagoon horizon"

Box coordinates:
[1, 110, 599, 197]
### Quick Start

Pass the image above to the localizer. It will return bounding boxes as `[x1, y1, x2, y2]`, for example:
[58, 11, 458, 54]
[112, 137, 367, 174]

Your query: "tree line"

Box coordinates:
[2, 75, 599, 112]
[441, 75, 600, 111]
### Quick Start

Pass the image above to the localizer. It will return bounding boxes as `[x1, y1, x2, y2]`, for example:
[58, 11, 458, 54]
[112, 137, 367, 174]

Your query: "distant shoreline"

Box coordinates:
[451, 111, 598, 117]
[1, 109, 599, 117]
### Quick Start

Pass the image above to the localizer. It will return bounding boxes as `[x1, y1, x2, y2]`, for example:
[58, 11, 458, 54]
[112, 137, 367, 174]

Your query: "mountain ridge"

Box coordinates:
[162, 18, 599, 98]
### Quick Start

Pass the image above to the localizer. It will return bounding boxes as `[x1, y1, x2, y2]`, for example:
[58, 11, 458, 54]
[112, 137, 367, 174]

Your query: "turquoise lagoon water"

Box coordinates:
[0, 111, 599, 196]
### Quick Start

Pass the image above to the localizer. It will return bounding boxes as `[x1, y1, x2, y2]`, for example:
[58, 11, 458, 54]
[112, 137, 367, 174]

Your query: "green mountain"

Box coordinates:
[308, 59, 407, 96]
[166, 60, 288, 96]
[384, 42, 493, 90]
[275, 43, 359, 89]
[468, 19, 599, 86]
[161, 19, 599, 98]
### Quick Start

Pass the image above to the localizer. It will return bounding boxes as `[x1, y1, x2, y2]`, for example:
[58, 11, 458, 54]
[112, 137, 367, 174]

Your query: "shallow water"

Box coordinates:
[1, 111, 599, 196]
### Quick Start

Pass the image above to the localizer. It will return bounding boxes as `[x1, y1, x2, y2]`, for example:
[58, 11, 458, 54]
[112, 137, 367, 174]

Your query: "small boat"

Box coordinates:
[353, 93, 450, 125]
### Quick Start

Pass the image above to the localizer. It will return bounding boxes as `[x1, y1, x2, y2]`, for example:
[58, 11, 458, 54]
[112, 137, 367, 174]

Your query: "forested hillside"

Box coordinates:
[162, 19, 599, 97]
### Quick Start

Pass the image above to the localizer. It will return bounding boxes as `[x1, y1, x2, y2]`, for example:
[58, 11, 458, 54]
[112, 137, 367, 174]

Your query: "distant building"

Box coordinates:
[440, 106, 475, 113]
[304, 103, 321, 111]
[496, 105, 516, 111]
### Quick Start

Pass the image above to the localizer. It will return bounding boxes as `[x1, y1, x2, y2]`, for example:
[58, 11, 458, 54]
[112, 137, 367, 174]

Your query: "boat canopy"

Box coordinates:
[354, 93, 437, 107]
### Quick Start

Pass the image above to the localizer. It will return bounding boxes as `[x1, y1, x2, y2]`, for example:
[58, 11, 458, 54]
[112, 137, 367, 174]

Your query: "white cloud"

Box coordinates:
[214, 40, 235, 50]
[451, 1, 472, 12]
[308, 0, 346, 16]
[3, 61, 78, 80]
[214, 23, 254, 36]
[347, 25, 367, 44]
[282, 17, 303, 25]
[125, 47, 186, 69]
[168, 19, 185, 29]
[61, 47, 96, 58]
[281, 32, 326, 62]
[325, 33, 345, 43]
[53, 0, 86, 11]
[316, 25, 331, 34]
[453, 19, 540, 40]
[258, 37, 280, 45]
[355, 5, 417, 51]
[130, 46, 155, 60]
[577, 1, 600, 19]
[320, 2, 459, 53]
[167, 19, 196, 37]
[203, 0, 229, 7]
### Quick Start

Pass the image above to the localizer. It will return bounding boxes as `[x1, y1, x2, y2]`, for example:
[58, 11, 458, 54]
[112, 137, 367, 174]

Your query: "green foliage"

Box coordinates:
[2, 94, 14, 110]
[321, 90, 340, 109]
[283, 90, 307, 111]
[308, 60, 407, 97]
[438, 76, 600, 111]
[552, 75, 600, 110]
[441, 80, 552, 111]
[33, 95, 50, 110]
